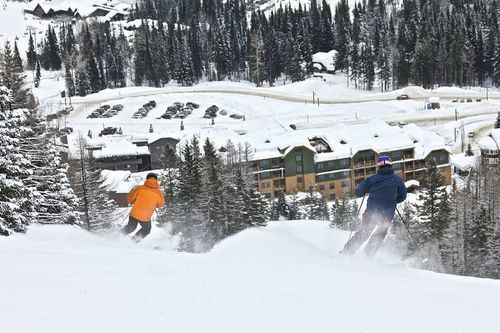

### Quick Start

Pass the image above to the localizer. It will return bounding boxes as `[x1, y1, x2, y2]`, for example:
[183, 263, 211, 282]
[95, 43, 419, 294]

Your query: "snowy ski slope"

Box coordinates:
[1, 221, 500, 333]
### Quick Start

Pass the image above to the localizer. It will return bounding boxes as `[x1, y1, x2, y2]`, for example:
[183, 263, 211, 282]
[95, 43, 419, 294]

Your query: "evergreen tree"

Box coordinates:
[64, 60, 75, 97]
[26, 32, 37, 71]
[1, 41, 29, 108]
[34, 60, 41, 88]
[68, 135, 117, 232]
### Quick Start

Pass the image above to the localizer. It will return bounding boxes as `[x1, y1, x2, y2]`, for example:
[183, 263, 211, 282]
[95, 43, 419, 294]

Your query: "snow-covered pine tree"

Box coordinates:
[201, 138, 228, 246]
[18, 111, 80, 226]
[1, 41, 29, 108]
[330, 192, 358, 230]
[68, 135, 117, 232]
[0, 99, 35, 235]
[64, 59, 75, 97]
[34, 61, 41, 88]
[26, 32, 37, 71]
[13, 41, 23, 72]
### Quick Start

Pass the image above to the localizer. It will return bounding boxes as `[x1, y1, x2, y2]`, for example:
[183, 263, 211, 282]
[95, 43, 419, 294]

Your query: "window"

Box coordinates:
[317, 162, 323, 170]
[329, 193, 336, 200]
[297, 176, 303, 183]
[296, 164, 303, 173]
[319, 185, 325, 191]
[340, 159, 349, 167]
[261, 182, 271, 189]
[329, 183, 335, 189]
[295, 154, 303, 162]
[260, 172, 272, 179]
[341, 181, 350, 188]
[259, 160, 270, 169]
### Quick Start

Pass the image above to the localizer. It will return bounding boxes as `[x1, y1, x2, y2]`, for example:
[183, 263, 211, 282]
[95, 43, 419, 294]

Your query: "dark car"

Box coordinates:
[230, 113, 244, 119]
[186, 102, 199, 109]
[99, 127, 118, 136]
[396, 94, 410, 100]
[161, 113, 172, 119]
[101, 105, 111, 110]
[87, 111, 100, 119]
[148, 100, 157, 108]
[111, 104, 123, 111]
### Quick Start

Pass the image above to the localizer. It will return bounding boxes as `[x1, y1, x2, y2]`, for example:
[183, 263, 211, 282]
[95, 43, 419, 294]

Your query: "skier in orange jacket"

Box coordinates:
[121, 173, 165, 241]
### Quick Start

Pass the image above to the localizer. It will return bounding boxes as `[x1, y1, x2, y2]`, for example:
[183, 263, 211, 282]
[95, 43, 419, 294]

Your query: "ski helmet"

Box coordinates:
[376, 155, 393, 167]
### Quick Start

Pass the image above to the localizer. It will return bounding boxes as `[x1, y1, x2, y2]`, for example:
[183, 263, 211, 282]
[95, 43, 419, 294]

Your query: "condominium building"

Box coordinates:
[251, 120, 452, 199]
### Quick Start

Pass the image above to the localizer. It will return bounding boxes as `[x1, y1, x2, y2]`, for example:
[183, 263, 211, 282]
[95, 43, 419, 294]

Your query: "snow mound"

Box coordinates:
[1, 222, 500, 333]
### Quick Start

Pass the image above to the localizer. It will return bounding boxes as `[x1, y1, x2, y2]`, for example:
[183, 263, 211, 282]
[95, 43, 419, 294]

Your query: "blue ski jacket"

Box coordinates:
[355, 165, 407, 219]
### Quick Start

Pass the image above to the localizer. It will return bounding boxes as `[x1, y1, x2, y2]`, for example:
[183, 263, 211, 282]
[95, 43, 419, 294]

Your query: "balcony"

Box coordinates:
[354, 160, 375, 168]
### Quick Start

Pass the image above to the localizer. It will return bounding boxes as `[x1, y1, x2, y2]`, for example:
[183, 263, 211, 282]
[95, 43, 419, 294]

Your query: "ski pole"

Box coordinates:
[395, 207, 420, 250]
[346, 194, 366, 242]
[119, 212, 130, 225]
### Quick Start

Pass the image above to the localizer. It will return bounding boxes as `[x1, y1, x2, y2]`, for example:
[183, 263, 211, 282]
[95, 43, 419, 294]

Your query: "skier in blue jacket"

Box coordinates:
[342, 155, 407, 256]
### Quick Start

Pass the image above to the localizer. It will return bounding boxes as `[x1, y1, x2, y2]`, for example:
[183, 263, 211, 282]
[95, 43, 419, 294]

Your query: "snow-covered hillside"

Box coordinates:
[1, 221, 500, 333]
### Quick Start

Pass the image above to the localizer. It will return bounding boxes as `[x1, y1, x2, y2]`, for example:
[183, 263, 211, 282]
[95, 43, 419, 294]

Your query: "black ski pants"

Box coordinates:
[121, 215, 151, 241]
[342, 211, 392, 256]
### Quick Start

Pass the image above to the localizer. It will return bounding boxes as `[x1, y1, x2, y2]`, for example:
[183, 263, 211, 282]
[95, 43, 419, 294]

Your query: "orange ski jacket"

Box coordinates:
[127, 178, 165, 222]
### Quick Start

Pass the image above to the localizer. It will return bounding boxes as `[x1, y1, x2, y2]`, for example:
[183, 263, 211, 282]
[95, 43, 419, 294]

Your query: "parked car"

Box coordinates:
[138, 107, 149, 116]
[111, 104, 123, 111]
[99, 127, 117, 136]
[166, 106, 177, 112]
[388, 121, 397, 126]
[186, 102, 199, 109]
[468, 131, 475, 138]
[452, 99, 458, 103]
[207, 105, 219, 112]
[396, 94, 410, 100]
[398, 121, 408, 126]
[109, 109, 118, 116]
[173, 102, 184, 108]
[459, 99, 465, 103]
[466, 98, 473, 103]
[87, 111, 100, 119]
[132, 112, 143, 119]
[174, 112, 187, 119]
[229, 113, 244, 119]
[101, 105, 111, 110]
[219, 109, 227, 116]
[148, 100, 157, 108]
[161, 113, 172, 119]
[182, 107, 193, 114]
[476, 98, 482, 102]
[100, 111, 113, 118]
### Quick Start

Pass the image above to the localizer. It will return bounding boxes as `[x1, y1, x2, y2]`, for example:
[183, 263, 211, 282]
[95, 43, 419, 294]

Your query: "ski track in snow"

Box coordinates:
[1, 221, 500, 333]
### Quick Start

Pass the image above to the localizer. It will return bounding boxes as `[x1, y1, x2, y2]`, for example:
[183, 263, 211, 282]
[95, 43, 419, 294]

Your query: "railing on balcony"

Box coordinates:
[354, 160, 376, 168]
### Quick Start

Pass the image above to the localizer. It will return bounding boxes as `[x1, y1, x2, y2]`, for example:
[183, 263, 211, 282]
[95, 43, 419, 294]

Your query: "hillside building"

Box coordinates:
[250, 120, 452, 199]
[477, 128, 500, 165]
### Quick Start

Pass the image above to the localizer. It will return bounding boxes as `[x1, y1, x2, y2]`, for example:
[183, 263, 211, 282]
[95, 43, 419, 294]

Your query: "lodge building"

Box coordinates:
[251, 120, 452, 199]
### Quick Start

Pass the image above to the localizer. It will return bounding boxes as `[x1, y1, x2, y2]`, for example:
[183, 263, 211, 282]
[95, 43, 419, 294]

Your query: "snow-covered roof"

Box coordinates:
[450, 154, 477, 171]
[148, 135, 180, 145]
[87, 135, 149, 158]
[27, 1, 127, 18]
[491, 128, 500, 146]
[477, 129, 500, 151]
[401, 123, 450, 159]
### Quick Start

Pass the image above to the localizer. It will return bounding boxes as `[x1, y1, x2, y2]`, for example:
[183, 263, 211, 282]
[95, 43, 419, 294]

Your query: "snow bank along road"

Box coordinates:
[68, 85, 500, 106]
[1, 221, 500, 333]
